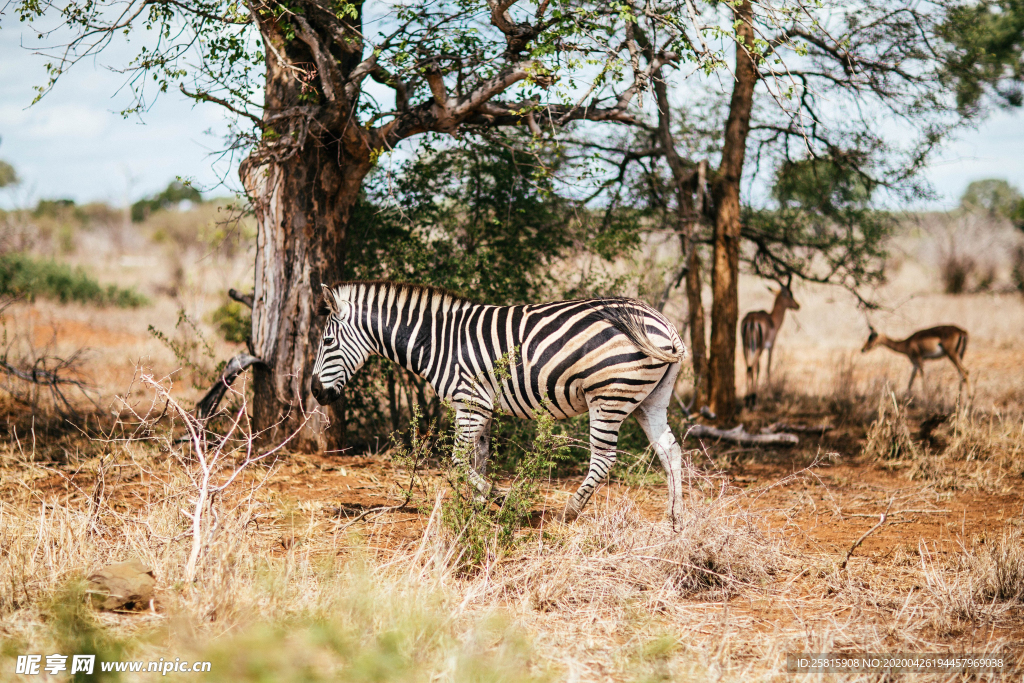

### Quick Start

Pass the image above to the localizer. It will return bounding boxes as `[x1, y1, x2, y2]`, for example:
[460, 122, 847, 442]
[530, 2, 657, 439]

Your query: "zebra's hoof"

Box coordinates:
[558, 505, 581, 524]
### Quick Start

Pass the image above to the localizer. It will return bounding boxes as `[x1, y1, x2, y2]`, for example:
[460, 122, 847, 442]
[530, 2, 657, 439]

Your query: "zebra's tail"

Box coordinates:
[593, 301, 688, 364]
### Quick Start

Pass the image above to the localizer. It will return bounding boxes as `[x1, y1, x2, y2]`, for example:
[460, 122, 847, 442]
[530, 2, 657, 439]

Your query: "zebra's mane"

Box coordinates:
[321, 280, 477, 314]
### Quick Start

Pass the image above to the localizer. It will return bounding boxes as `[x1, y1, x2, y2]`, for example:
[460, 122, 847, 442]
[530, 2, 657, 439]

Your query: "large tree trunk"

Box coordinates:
[240, 38, 372, 451]
[241, 144, 370, 451]
[708, 0, 757, 424]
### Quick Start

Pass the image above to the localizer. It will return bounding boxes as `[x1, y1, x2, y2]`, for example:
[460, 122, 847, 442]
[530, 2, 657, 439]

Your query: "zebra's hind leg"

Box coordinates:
[452, 404, 495, 502]
[635, 364, 685, 529]
[561, 402, 626, 523]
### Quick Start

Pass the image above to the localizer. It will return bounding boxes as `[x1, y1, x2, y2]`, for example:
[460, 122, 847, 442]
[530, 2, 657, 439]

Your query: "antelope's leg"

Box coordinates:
[750, 352, 762, 407]
[945, 349, 971, 393]
[906, 364, 919, 395]
[745, 362, 756, 407]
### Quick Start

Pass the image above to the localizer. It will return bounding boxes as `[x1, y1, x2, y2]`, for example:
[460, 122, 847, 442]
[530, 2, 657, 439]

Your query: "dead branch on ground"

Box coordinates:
[686, 423, 799, 446]
[0, 349, 97, 415]
[840, 498, 893, 570]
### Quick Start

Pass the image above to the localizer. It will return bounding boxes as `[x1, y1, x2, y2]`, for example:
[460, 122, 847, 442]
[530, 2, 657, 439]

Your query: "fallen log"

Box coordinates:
[674, 396, 717, 420]
[685, 423, 799, 446]
[762, 421, 832, 435]
[194, 353, 263, 420]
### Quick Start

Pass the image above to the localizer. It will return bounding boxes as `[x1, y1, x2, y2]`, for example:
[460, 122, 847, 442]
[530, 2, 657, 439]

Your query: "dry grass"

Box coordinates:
[863, 389, 922, 463]
[2, 406, 1021, 681]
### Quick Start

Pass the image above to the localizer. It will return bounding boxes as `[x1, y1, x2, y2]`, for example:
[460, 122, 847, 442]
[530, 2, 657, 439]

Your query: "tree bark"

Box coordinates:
[240, 27, 372, 451]
[685, 247, 708, 406]
[242, 144, 369, 451]
[709, 0, 757, 424]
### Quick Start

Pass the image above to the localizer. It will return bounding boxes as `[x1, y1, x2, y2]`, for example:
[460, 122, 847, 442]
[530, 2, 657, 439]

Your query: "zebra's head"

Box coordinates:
[311, 287, 368, 406]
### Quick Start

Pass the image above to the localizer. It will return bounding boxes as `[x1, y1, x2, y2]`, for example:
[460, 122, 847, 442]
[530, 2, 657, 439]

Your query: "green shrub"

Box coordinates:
[0, 253, 148, 308]
[441, 409, 572, 572]
[211, 301, 251, 343]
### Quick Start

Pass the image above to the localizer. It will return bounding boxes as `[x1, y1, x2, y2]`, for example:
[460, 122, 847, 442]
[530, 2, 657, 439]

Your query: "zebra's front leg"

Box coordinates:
[452, 404, 494, 502]
[561, 405, 624, 523]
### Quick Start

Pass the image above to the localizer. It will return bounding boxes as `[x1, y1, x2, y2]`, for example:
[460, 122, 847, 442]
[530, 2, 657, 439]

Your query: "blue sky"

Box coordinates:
[2, 19, 1023, 209]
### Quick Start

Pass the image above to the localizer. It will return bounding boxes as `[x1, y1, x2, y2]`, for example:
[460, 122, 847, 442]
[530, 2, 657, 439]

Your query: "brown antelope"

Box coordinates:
[741, 277, 800, 407]
[861, 325, 970, 395]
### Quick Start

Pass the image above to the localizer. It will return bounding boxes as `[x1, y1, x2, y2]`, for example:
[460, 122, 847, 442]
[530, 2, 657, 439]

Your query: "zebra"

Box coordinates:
[310, 281, 689, 526]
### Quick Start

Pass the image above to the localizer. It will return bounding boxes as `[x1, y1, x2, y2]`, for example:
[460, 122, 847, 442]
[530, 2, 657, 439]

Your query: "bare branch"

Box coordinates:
[180, 84, 263, 128]
[228, 288, 254, 308]
[194, 353, 264, 420]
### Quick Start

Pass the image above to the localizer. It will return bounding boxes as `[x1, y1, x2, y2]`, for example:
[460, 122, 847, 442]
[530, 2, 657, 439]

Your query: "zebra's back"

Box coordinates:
[448, 298, 682, 420]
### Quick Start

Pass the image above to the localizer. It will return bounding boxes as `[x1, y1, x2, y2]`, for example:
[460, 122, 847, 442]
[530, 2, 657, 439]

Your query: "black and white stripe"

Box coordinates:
[311, 281, 688, 525]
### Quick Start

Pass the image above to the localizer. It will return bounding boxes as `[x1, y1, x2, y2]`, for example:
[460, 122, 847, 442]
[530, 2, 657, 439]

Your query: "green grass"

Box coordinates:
[0, 253, 148, 308]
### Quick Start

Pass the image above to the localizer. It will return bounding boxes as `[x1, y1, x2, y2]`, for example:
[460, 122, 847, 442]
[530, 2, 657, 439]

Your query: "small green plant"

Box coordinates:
[0, 253, 148, 307]
[210, 300, 251, 344]
[440, 406, 570, 572]
[388, 402, 433, 504]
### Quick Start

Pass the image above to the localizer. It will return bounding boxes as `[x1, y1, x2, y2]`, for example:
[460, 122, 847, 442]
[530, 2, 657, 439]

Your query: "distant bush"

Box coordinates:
[0, 160, 18, 188]
[132, 180, 202, 222]
[940, 252, 975, 294]
[33, 198, 79, 219]
[0, 252, 148, 307]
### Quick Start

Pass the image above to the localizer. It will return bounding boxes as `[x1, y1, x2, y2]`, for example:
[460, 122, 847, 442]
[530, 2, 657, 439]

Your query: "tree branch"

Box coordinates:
[180, 84, 263, 128]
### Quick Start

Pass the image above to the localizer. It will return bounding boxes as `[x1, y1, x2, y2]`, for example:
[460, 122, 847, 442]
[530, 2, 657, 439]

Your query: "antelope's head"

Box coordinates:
[770, 274, 800, 311]
[769, 283, 801, 311]
[779, 285, 800, 311]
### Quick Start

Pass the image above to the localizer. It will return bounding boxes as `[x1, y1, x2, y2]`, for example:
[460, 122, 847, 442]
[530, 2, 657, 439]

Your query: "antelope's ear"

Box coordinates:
[767, 286, 779, 295]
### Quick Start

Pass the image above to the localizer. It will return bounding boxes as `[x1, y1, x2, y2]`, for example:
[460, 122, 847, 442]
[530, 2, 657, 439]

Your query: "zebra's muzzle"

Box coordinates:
[311, 375, 342, 406]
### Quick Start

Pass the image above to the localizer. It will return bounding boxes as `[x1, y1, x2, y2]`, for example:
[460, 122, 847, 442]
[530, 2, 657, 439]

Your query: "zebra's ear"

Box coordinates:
[317, 288, 338, 317]
[317, 296, 332, 317]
